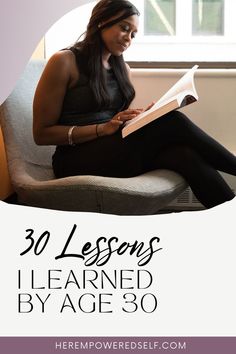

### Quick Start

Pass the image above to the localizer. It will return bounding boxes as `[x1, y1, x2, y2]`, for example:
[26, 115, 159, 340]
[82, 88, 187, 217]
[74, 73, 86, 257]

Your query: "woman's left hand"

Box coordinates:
[113, 108, 144, 123]
[99, 108, 143, 136]
[144, 101, 156, 111]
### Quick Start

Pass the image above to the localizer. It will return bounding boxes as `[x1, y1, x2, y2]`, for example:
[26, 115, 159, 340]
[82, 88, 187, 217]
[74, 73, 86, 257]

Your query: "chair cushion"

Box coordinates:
[1, 60, 55, 167]
[11, 159, 186, 214]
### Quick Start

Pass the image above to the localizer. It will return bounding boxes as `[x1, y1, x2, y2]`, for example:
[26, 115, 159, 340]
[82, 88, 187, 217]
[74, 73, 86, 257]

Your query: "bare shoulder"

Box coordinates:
[42, 50, 79, 86]
[49, 50, 75, 66]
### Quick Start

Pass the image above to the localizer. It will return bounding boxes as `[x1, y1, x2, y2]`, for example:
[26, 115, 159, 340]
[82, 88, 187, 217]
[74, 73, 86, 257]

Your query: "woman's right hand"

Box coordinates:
[100, 108, 143, 136]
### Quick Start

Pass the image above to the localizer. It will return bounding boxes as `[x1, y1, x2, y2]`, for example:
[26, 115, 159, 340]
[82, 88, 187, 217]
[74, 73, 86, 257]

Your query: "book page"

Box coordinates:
[155, 65, 199, 107]
[124, 65, 199, 130]
[128, 65, 199, 124]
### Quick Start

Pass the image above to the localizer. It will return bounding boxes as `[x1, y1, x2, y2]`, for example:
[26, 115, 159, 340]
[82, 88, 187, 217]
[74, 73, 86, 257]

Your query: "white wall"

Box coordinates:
[131, 69, 236, 154]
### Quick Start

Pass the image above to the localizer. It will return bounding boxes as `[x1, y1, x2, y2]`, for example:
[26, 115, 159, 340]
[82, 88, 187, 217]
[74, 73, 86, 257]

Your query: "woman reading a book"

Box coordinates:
[33, 0, 236, 209]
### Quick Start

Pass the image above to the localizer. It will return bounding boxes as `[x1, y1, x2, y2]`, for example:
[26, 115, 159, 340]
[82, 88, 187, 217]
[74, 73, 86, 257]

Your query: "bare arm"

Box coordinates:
[33, 50, 100, 145]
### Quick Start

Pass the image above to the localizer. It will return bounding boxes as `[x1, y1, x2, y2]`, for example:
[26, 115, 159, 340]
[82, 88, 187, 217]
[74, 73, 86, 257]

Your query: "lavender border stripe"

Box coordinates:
[0, 337, 236, 354]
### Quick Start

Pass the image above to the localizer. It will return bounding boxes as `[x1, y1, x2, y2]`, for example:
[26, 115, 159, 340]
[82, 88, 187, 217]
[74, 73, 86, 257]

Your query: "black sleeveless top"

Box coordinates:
[59, 48, 125, 126]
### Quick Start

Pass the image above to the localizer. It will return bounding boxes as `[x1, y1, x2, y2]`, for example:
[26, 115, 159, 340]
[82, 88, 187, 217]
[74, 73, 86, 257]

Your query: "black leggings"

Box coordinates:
[52, 111, 236, 209]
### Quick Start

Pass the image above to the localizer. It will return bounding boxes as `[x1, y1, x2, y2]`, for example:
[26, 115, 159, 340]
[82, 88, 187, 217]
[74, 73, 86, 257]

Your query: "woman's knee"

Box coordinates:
[168, 110, 192, 126]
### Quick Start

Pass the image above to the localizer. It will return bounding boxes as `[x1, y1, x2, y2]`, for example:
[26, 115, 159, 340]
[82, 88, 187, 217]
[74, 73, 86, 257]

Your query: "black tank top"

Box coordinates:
[59, 48, 125, 126]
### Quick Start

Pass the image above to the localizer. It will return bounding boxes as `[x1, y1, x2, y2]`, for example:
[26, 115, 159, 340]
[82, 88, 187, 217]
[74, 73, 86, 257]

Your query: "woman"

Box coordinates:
[33, 0, 236, 209]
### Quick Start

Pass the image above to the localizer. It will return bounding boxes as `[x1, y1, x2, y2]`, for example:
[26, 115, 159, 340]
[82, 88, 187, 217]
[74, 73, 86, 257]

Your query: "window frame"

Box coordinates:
[126, 0, 236, 68]
[127, 61, 236, 69]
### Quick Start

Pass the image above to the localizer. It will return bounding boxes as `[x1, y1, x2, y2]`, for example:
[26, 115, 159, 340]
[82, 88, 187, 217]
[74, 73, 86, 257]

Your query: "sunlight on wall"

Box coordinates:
[31, 38, 45, 60]
[45, 2, 96, 58]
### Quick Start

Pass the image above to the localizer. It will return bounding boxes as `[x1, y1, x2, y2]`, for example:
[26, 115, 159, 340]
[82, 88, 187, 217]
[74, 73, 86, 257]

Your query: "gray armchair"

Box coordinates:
[0, 60, 187, 214]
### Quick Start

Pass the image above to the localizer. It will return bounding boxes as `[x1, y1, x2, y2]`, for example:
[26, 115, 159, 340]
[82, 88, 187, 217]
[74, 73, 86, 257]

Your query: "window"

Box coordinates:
[45, 0, 236, 66]
[125, 0, 236, 64]
[192, 0, 224, 35]
[142, 0, 225, 37]
[144, 0, 176, 36]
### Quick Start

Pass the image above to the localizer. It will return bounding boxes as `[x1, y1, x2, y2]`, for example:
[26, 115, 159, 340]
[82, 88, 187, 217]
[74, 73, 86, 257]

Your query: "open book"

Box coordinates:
[122, 65, 199, 138]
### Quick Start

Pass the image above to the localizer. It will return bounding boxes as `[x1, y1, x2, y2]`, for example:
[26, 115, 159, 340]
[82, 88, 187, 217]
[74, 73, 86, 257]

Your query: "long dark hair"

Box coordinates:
[73, 0, 140, 110]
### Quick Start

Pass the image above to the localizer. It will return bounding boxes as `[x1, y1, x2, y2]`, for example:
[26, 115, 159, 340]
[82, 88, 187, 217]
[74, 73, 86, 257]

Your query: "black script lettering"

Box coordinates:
[136, 237, 162, 266]
[117, 242, 130, 255]
[55, 224, 162, 266]
[84, 237, 119, 266]
[20, 229, 50, 256]
[55, 224, 84, 261]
